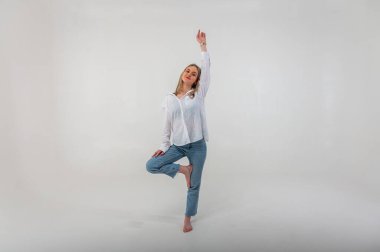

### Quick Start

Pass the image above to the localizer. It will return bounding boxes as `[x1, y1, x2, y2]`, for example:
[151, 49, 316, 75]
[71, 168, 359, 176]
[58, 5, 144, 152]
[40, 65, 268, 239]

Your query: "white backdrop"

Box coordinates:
[1, 0, 379, 251]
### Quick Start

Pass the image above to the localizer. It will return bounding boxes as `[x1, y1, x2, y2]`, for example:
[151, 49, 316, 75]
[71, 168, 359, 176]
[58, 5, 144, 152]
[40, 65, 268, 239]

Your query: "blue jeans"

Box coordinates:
[146, 138, 207, 217]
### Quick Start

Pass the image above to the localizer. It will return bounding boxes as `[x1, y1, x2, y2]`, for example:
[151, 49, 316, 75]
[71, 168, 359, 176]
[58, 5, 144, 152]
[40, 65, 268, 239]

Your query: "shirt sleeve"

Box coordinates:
[198, 51, 211, 98]
[158, 96, 171, 152]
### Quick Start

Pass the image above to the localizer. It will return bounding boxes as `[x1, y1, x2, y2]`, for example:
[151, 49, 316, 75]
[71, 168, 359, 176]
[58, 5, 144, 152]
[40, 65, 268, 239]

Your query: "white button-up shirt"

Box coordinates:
[159, 51, 211, 152]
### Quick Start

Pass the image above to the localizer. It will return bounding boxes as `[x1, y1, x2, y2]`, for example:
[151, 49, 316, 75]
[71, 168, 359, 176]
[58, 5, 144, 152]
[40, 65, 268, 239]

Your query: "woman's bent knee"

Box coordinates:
[146, 158, 157, 173]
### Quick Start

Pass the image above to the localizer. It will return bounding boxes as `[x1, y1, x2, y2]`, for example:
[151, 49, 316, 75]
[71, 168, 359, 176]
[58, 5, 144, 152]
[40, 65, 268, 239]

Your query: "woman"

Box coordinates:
[146, 29, 210, 233]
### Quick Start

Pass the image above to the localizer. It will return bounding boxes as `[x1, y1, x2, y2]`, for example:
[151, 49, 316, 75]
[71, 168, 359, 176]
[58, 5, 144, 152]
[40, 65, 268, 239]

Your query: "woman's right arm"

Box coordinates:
[158, 107, 171, 153]
[152, 97, 171, 157]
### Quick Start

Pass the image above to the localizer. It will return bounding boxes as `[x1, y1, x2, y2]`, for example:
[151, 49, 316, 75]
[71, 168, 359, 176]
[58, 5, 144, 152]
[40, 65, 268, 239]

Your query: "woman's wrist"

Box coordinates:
[200, 42, 207, 52]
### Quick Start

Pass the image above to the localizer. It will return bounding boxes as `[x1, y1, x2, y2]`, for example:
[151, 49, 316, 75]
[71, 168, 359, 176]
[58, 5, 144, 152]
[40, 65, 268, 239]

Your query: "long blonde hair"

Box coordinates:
[173, 64, 201, 99]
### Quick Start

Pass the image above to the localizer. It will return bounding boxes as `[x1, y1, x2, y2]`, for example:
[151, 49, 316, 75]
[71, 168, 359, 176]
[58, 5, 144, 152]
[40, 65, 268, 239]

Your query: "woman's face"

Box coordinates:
[181, 66, 199, 86]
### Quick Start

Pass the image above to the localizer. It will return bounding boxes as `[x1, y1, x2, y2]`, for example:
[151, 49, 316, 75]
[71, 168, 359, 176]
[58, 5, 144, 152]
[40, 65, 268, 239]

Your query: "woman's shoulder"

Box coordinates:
[164, 93, 176, 99]
[162, 93, 176, 104]
[161, 93, 177, 110]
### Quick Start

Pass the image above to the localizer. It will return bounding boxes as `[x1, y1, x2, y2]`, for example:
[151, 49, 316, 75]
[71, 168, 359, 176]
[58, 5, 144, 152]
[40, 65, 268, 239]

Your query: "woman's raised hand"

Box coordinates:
[152, 149, 165, 157]
[196, 29, 206, 44]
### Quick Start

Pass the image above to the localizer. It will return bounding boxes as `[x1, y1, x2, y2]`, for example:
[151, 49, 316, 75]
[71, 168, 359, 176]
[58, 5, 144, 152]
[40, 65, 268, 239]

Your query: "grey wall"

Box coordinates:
[1, 0, 379, 251]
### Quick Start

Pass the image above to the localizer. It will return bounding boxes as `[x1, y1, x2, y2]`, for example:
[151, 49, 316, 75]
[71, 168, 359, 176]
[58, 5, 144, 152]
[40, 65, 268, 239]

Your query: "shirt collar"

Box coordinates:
[169, 90, 193, 97]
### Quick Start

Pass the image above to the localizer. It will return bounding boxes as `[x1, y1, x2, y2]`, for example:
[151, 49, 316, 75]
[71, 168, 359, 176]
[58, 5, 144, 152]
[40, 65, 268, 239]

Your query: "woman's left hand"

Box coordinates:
[196, 29, 206, 44]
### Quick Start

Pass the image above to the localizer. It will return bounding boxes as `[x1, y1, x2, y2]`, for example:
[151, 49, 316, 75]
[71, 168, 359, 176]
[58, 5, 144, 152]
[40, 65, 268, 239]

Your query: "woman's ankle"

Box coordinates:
[178, 165, 185, 173]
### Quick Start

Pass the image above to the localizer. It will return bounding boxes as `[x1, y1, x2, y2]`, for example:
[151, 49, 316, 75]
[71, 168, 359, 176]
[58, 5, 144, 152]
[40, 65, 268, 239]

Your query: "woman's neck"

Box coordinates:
[180, 86, 192, 94]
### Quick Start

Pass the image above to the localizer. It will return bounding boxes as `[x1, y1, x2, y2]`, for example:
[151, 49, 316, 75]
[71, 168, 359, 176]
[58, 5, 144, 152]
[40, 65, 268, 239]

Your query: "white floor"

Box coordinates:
[2, 168, 379, 252]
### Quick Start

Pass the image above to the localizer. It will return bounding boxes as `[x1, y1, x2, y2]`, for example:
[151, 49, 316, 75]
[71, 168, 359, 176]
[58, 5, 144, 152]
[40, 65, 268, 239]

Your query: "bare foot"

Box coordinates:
[179, 164, 193, 188]
[183, 216, 193, 233]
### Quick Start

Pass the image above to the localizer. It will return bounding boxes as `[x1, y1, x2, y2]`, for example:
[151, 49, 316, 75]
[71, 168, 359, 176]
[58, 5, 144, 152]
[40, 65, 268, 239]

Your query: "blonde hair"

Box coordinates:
[173, 64, 201, 99]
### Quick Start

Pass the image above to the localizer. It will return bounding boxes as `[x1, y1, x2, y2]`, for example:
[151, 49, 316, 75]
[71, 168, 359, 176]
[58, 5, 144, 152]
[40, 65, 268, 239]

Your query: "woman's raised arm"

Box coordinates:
[197, 29, 207, 52]
[196, 29, 210, 98]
